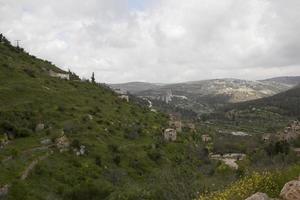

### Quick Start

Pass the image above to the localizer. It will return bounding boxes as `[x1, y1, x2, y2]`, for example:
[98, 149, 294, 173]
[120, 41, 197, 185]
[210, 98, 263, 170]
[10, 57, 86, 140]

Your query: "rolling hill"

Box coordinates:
[225, 85, 300, 117]
[110, 82, 163, 93]
[111, 78, 298, 114]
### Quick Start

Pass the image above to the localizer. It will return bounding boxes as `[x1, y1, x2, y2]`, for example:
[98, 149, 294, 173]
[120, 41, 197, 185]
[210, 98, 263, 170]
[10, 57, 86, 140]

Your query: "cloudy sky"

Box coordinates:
[1, 0, 300, 83]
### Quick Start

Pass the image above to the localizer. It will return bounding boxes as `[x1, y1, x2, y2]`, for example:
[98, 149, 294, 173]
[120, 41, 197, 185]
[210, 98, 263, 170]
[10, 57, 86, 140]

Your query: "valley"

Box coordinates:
[110, 77, 300, 115]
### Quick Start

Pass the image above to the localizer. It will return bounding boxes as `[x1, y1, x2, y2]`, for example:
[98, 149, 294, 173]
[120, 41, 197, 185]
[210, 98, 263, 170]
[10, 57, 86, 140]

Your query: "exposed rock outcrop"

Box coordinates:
[0, 185, 9, 199]
[55, 135, 70, 152]
[280, 179, 300, 200]
[35, 123, 45, 132]
[245, 177, 300, 200]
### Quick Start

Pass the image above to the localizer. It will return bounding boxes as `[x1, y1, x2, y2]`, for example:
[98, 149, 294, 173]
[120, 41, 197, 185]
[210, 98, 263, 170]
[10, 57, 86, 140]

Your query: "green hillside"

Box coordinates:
[225, 85, 300, 117]
[1, 34, 300, 200]
[0, 35, 212, 200]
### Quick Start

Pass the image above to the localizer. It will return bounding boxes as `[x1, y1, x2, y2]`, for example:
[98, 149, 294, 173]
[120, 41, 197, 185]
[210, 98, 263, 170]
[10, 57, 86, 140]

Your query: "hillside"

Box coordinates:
[1, 34, 300, 200]
[261, 76, 300, 86]
[225, 85, 300, 117]
[114, 78, 295, 114]
[0, 35, 213, 200]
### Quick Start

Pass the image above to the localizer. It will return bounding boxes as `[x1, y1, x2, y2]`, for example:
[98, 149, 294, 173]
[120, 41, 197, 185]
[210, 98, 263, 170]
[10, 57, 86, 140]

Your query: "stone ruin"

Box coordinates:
[278, 121, 300, 142]
[55, 135, 70, 152]
[163, 128, 177, 142]
[49, 70, 70, 80]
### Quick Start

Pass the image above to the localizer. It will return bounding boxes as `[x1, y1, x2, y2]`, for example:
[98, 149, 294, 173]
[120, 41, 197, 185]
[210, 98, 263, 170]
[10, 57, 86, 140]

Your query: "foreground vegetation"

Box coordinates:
[199, 165, 300, 200]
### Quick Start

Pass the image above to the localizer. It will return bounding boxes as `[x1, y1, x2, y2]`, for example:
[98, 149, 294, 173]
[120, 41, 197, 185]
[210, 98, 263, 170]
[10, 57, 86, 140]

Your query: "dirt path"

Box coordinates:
[20, 154, 49, 180]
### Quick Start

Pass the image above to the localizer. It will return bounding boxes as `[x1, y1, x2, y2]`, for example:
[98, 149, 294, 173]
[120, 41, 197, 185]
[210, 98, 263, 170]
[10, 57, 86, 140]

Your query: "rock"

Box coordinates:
[35, 123, 45, 132]
[245, 192, 271, 200]
[0, 134, 9, 149]
[40, 138, 51, 145]
[280, 180, 300, 200]
[0, 185, 9, 198]
[55, 135, 70, 152]
[74, 145, 86, 156]
[87, 114, 93, 120]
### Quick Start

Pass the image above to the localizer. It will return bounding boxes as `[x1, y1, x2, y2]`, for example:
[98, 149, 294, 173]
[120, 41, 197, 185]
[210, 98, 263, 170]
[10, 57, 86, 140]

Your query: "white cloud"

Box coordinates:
[0, 0, 300, 83]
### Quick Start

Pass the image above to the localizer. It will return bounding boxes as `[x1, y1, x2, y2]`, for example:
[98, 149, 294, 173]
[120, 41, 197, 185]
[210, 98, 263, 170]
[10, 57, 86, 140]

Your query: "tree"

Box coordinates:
[91, 72, 95, 83]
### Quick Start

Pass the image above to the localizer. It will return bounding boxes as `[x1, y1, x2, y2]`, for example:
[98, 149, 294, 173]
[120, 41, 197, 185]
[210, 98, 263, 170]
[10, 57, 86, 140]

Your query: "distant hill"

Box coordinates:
[110, 82, 163, 93]
[261, 76, 300, 86]
[112, 78, 297, 114]
[226, 85, 300, 116]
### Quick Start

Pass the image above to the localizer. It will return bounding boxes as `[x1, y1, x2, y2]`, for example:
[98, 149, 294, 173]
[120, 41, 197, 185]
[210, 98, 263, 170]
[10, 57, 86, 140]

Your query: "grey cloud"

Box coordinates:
[0, 0, 299, 83]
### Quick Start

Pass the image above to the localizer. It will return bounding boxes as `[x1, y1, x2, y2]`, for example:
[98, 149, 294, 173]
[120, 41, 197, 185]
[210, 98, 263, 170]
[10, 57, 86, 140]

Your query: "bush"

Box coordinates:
[17, 128, 31, 137]
[23, 68, 36, 78]
[147, 149, 162, 163]
[199, 165, 300, 200]
[95, 155, 102, 167]
[7, 181, 29, 200]
[63, 182, 112, 200]
[113, 155, 121, 166]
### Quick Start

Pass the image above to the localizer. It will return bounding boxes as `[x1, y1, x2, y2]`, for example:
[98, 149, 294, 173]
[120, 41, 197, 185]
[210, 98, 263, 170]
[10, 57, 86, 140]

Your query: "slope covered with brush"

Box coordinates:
[0, 35, 210, 200]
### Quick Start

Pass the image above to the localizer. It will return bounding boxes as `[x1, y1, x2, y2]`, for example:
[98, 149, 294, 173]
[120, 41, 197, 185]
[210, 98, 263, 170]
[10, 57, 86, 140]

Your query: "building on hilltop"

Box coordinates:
[114, 89, 129, 102]
[49, 70, 70, 80]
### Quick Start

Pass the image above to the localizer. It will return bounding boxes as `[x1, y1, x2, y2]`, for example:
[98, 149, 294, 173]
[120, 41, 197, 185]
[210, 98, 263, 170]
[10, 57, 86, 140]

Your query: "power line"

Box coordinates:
[15, 40, 21, 48]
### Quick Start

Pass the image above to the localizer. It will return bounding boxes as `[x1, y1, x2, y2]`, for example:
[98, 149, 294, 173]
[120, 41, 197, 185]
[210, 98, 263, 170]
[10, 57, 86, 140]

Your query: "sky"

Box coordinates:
[1, 0, 300, 83]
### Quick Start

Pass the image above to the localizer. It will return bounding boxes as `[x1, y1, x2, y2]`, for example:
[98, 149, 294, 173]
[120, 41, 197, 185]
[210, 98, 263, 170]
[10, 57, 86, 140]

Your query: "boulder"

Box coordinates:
[0, 185, 9, 198]
[87, 114, 93, 120]
[40, 138, 51, 145]
[280, 179, 300, 200]
[35, 123, 45, 132]
[55, 135, 70, 152]
[245, 192, 271, 200]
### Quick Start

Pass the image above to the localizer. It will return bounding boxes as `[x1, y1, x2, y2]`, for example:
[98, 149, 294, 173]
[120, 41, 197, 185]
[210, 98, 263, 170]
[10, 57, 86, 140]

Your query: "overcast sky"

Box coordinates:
[1, 0, 300, 83]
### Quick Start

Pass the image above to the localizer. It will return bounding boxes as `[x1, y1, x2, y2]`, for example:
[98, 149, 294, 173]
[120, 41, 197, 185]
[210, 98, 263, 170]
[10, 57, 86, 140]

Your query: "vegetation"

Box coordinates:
[199, 165, 300, 200]
[0, 34, 299, 200]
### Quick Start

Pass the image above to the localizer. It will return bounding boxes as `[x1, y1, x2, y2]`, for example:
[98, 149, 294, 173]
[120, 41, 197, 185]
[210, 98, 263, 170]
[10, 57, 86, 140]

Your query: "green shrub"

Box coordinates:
[7, 181, 29, 200]
[17, 128, 31, 137]
[63, 182, 112, 200]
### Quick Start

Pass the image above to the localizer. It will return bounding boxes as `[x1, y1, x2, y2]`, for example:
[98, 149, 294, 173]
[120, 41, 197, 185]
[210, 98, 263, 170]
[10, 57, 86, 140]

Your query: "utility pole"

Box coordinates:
[91, 72, 95, 83]
[15, 40, 21, 48]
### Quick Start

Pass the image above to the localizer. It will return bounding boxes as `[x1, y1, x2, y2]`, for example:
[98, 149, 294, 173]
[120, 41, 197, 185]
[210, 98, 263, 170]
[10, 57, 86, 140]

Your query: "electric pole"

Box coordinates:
[15, 40, 21, 48]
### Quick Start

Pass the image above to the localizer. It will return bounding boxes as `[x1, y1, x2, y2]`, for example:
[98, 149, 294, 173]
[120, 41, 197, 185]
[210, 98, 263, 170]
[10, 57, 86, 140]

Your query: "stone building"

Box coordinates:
[202, 134, 212, 142]
[185, 123, 196, 132]
[119, 95, 129, 102]
[114, 89, 129, 102]
[262, 133, 271, 142]
[278, 121, 300, 142]
[49, 70, 70, 80]
[169, 120, 182, 132]
[163, 128, 177, 142]
[293, 148, 300, 157]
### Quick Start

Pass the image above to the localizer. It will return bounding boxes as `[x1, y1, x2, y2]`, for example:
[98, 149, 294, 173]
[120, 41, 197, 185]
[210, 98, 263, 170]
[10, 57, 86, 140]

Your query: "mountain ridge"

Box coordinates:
[110, 77, 299, 114]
